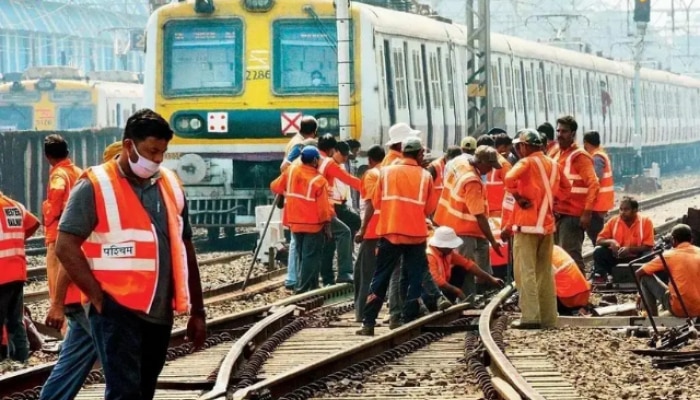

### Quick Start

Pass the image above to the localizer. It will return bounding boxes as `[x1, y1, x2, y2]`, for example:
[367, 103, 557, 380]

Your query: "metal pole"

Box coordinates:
[482, 0, 492, 131]
[242, 194, 281, 290]
[336, 0, 351, 141]
[632, 22, 646, 175]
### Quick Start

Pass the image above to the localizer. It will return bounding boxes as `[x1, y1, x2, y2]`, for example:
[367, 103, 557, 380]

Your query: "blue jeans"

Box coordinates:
[0, 281, 28, 362]
[285, 233, 298, 287]
[40, 308, 97, 400]
[89, 294, 172, 400]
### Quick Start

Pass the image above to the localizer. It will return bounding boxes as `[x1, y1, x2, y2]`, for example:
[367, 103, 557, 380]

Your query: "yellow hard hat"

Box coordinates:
[460, 136, 477, 151]
[102, 141, 123, 162]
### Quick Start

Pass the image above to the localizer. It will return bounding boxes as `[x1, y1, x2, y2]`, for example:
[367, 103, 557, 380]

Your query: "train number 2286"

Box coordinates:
[246, 70, 271, 81]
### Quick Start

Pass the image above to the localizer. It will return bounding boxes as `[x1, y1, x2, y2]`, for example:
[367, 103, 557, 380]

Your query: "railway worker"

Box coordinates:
[427, 226, 504, 303]
[433, 146, 504, 296]
[494, 133, 513, 159]
[41, 141, 124, 400]
[271, 146, 332, 293]
[354, 145, 385, 322]
[317, 134, 361, 285]
[42, 134, 83, 308]
[0, 192, 40, 362]
[476, 134, 495, 148]
[582, 131, 615, 246]
[383, 122, 420, 166]
[487, 127, 507, 137]
[636, 224, 700, 317]
[55, 109, 207, 400]
[551, 245, 592, 315]
[426, 145, 462, 202]
[345, 139, 362, 209]
[538, 122, 556, 155]
[550, 115, 600, 272]
[331, 141, 361, 240]
[502, 129, 569, 329]
[281, 116, 318, 172]
[357, 137, 438, 336]
[460, 136, 477, 156]
[592, 196, 654, 283]
[485, 135, 513, 218]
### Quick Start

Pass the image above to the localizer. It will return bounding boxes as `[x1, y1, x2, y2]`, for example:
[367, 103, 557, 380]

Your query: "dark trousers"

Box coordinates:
[592, 246, 636, 276]
[335, 203, 361, 239]
[294, 230, 325, 293]
[420, 269, 445, 311]
[441, 268, 468, 303]
[88, 294, 172, 400]
[0, 281, 28, 362]
[354, 239, 378, 321]
[555, 215, 585, 271]
[586, 212, 606, 247]
[321, 216, 353, 285]
[362, 238, 429, 327]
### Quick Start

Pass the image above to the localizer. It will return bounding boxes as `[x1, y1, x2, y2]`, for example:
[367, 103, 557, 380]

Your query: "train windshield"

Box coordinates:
[163, 19, 244, 97]
[273, 20, 349, 94]
[0, 106, 33, 131]
[58, 106, 94, 130]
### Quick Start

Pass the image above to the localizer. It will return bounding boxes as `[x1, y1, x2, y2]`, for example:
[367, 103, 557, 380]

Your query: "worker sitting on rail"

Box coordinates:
[427, 226, 504, 303]
[592, 196, 654, 283]
[0, 191, 40, 362]
[636, 224, 700, 317]
[317, 134, 361, 285]
[552, 245, 592, 315]
[583, 131, 615, 247]
[271, 146, 332, 293]
[42, 134, 83, 313]
[40, 142, 120, 400]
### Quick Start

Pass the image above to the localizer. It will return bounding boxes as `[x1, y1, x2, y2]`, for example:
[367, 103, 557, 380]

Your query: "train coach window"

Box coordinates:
[411, 50, 425, 109]
[0, 106, 33, 131]
[273, 19, 352, 95]
[392, 48, 408, 109]
[163, 19, 244, 97]
[429, 53, 442, 109]
[536, 69, 545, 112]
[504, 66, 513, 111]
[58, 106, 94, 130]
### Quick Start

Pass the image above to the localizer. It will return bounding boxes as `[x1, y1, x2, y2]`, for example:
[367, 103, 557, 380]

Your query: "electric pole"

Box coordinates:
[633, 0, 650, 174]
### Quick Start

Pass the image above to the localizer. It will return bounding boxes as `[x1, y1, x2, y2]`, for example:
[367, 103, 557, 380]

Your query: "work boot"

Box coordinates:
[510, 319, 541, 330]
[438, 296, 452, 311]
[389, 319, 402, 330]
[355, 326, 374, 336]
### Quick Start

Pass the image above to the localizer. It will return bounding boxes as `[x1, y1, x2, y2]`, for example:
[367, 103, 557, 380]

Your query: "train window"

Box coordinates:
[58, 106, 94, 130]
[575, 75, 583, 115]
[504, 66, 513, 111]
[546, 71, 555, 114]
[412, 50, 425, 109]
[524, 68, 535, 113]
[163, 19, 244, 97]
[0, 106, 33, 131]
[582, 75, 590, 116]
[429, 53, 442, 109]
[392, 48, 408, 109]
[491, 64, 502, 108]
[446, 56, 455, 108]
[565, 74, 573, 114]
[536, 68, 545, 112]
[378, 48, 388, 109]
[514, 66, 523, 112]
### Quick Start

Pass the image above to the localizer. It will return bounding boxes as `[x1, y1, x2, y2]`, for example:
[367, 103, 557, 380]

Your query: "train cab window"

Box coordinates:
[411, 50, 425, 109]
[504, 66, 513, 111]
[392, 48, 408, 109]
[163, 19, 244, 96]
[0, 106, 33, 131]
[536, 68, 545, 112]
[58, 106, 94, 130]
[429, 53, 442, 109]
[273, 19, 351, 94]
[514, 67, 523, 112]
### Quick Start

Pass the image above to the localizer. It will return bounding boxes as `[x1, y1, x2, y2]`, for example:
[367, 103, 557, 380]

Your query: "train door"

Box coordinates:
[438, 46, 455, 151]
[406, 41, 428, 137]
[535, 62, 547, 127]
[443, 47, 458, 147]
[450, 44, 468, 143]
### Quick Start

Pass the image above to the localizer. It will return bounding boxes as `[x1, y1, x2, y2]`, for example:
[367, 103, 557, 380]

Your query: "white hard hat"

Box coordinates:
[428, 226, 463, 249]
[386, 122, 420, 146]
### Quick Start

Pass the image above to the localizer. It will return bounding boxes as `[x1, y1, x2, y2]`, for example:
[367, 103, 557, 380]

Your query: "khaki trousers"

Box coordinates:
[513, 233, 558, 327]
[46, 242, 60, 303]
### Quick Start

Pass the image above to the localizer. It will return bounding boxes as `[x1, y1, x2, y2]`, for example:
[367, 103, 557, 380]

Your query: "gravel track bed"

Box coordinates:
[506, 327, 700, 400]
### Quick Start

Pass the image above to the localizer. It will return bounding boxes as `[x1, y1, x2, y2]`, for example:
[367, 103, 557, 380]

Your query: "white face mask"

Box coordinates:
[128, 144, 160, 179]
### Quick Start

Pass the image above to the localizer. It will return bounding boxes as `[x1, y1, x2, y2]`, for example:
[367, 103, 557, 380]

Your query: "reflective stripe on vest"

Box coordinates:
[430, 159, 445, 190]
[591, 149, 615, 211]
[612, 217, 645, 247]
[0, 197, 29, 284]
[562, 148, 589, 195]
[286, 165, 324, 202]
[381, 168, 430, 205]
[512, 157, 557, 234]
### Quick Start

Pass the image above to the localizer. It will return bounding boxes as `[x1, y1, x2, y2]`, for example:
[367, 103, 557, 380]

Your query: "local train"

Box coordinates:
[144, 0, 700, 236]
[0, 66, 143, 132]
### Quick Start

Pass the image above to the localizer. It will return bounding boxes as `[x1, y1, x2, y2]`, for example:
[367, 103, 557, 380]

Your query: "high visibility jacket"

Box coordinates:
[426, 245, 477, 287]
[641, 243, 700, 317]
[590, 148, 615, 212]
[552, 245, 591, 308]
[504, 152, 561, 235]
[270, 163, 332, 233]
[81, 161, 191, 314]
[434, 158, 487, 237]
[318, 154, 361, 206]
[0, 195, 34, 285]
[429, 158, 446, 200]
[486, 154, 512, 216]
[551, 144, 599, 217]
[488, 217, 509, 267]
[43, 159, 82, 243]
[381, 149, 402, 167]
[598, 215, 655, 248]
[360, 168, 381, 240]
[373, 159, 436, 239]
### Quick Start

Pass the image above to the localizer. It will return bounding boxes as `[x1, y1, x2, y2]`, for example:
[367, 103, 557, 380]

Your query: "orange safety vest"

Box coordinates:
[434, 159, 486, 237]
[552, 145, 593, 217]
[360, 168, 381, 240]
[552, 245, 591, 308]
[81, 161, 190, 314]
[278, 164, 330, 230]
[0, 195, 28, 285]
[509, 153, 559, 235]
[375, 161, 433, 238]
[485, 155, 510, 216]
[590, 148, 614, 212]
[609, 216, 648, 246]
[43, 159, 83, 243]
[489, 217, 509, 267]
[429, 158, 446, 199]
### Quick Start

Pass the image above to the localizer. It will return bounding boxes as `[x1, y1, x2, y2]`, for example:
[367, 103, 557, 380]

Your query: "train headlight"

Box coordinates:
[173, 114, 204, 134]
[318, 117, 329, 129]
[328, 116, 339, 129]
[189, 118, 202, 130]
[244, 0, 274, 11]
[176, 117, 190, 131]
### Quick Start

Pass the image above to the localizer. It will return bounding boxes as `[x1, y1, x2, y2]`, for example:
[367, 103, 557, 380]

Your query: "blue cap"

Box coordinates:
[300, 145, 320, 163]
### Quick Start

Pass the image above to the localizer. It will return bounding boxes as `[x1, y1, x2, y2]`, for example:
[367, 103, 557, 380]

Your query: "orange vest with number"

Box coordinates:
[590, 148, 614, 212]
[81, 161, 190, 314]
[434, 158, 487, 237]
[0, 195, 28, 284]
[551, 145, 593, 217]
[552, 245, 591, 307]
[375, 161, 433, 238]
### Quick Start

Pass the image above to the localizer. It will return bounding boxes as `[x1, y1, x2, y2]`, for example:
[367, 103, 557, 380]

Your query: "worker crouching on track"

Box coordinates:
[636, 224, 700, 317]
[551, 245, 592, 315]
[270, 146, 333, 293]
[427, 226, 504, 302]
[502, 129, 570, 329]
[0, 193, 40, 362]
[55, 109, 207, 400]
[357, 137, 438, 336]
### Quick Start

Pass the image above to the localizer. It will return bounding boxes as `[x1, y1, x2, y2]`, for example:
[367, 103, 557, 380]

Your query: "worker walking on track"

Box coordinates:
[0, 193, 40, 362]
[42, 134, 82, 309]
[41, 144, 121, 400]
[582, 131, 615, 246]
[270, 146, 333, 293]
[55, 109, 206, 400]
[357, 137, 438, 336]
[502, 129, 569, 329]
[549, 116, 600, 271]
